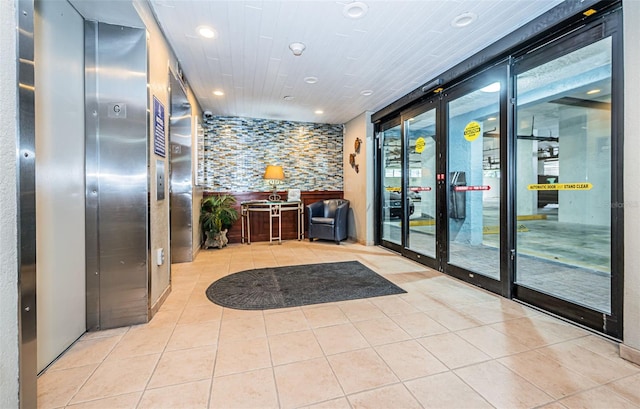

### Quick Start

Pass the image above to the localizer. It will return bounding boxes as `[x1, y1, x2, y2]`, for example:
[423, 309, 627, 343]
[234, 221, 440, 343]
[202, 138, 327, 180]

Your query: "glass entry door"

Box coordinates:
[379, 121, 403, 248]
[513, 31, 615, 319]
[404, 104, 437, 260]
[377, 67, 507, 291]
[374, 10, 621, 338]
[443, 69, 504, 291]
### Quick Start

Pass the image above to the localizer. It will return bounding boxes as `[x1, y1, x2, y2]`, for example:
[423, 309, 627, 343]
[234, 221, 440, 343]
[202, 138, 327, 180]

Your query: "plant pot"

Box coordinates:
[204, 229, 229, 249]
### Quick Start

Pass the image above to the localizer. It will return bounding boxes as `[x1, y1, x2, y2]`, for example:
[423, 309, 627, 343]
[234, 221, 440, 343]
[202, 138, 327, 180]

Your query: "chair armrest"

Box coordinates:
[334, 201, 349, 223]
[307, 201, 324, 218]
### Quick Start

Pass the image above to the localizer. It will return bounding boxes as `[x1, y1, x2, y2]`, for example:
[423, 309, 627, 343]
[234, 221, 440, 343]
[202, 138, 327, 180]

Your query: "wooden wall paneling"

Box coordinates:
[202, 191, 344, 244]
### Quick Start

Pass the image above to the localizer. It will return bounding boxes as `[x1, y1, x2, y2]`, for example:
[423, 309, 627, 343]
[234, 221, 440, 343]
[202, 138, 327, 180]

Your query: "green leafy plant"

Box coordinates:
[200, 194, 240, 237]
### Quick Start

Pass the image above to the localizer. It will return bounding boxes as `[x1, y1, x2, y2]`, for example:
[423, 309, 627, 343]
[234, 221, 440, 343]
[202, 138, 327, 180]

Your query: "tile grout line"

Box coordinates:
[132, 303, 184, 408]
[206, 304, 226, 409]
[61, 327, 132, 408]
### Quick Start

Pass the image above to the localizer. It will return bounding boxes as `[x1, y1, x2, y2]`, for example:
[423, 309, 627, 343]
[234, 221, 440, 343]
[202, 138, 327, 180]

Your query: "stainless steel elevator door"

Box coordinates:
[85, 22, 149, 330]
[169, 74, 194, 263]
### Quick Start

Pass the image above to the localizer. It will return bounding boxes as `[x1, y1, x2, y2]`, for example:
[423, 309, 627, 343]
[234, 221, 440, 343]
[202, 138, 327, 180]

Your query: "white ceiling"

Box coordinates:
[74, 0, 565, 124]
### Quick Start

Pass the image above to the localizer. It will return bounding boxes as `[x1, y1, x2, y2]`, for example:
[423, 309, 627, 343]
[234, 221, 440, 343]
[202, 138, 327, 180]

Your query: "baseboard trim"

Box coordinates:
[149, 285, 172, 319]
[620, 343, 640, 365]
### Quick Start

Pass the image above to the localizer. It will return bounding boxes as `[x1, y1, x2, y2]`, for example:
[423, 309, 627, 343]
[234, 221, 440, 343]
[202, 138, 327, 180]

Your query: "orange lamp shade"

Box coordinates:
[263, 165, 285, 181]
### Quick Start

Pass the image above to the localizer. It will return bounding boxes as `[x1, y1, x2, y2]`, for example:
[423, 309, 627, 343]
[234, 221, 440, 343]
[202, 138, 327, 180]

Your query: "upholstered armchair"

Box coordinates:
[306, 199, 350, 244]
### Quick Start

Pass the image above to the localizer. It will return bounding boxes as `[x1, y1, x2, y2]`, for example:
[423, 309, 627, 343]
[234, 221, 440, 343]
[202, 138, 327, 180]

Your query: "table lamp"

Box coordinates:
[263, 165, 285, 201]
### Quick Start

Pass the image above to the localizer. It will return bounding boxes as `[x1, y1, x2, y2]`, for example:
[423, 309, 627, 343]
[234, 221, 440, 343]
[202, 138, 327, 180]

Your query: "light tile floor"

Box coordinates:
[38, 241, 640, 409]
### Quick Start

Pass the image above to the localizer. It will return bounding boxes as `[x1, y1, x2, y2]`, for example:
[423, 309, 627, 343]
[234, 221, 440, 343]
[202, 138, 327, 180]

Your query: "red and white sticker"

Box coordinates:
[453, 185, 491, 191]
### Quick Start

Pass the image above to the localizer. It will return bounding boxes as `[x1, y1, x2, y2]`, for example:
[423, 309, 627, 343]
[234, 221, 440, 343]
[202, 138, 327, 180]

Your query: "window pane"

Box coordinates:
[447, 83, 501, 279]
[515, 37, 612, 313]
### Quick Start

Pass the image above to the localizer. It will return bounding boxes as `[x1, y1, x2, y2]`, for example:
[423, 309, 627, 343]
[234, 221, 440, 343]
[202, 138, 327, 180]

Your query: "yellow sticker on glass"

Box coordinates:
[464, 121, 481, 142]
[527, 183, 593, 191]
[415, 137, 426, 153]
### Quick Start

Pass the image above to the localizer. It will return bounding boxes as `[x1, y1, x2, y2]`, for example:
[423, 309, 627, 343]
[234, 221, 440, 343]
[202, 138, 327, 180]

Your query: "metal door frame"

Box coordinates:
[509, 12, 623, 339]
[398, 99, 440, 271]
[376, 117, 403, 255]
[437, 63, 509, 296]
[374, 4, 623, 338]
[17, 0, 37, 407]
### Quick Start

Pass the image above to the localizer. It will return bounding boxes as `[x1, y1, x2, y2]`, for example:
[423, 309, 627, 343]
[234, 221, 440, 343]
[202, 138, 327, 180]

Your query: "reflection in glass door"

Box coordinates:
[515, 36, 612, 313]
[405, 108, 436, 258]
[447, 80, 501, 280]
[380, 122, 402, 246]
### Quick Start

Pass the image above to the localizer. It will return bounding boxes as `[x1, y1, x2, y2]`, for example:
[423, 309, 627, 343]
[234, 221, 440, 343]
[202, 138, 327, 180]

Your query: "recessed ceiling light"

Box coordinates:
[304, 76, 319, 84]
[197, 25, 217, 39]
[343, 1, 369, 19]
[213, 90, 224, 96]
[315, 110, 324, 115]
[480, 82, 501, 93]
[283, 95, 295, 101]
[451, 12, 477, 28]
[360, 89, 374, 96]
[587, 89, 601, 95]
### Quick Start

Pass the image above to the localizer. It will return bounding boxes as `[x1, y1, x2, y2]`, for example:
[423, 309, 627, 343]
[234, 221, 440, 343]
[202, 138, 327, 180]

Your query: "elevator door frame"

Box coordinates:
[168, 72, 194, 263]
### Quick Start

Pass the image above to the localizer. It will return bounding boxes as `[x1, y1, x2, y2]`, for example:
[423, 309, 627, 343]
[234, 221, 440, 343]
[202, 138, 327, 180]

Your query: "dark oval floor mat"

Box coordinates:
[205, 261, 406, 310]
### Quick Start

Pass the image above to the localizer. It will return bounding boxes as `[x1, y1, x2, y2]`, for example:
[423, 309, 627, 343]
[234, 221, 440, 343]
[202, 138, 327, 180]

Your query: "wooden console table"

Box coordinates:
[241, 200, 304, 244]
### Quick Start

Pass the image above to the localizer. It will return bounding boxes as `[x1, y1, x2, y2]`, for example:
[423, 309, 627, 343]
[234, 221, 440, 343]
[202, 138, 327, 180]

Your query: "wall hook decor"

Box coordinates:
[349, 152, 359, 173]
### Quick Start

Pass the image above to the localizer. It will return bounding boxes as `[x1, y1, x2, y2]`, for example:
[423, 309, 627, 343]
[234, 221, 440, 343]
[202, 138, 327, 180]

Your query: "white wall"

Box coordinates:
[35, 0, 86, 372]
[133, 0, 202, 312]
[344, 112, 375, 245]
[133, 0, 171, 311]
[0, 0, 20, 406]
[622, 0, 640, 364]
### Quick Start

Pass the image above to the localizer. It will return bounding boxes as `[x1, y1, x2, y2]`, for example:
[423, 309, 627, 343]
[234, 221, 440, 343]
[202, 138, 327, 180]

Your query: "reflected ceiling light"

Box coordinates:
[487, 117, 497, 121]
[304, 76, 319, 84]
[314, 110, 324, 114]
[289, 42, 306, 56]
[197, 25, 217, 39]
[213, 90, 224, 96]
[343, 1, 369, 19]
[451, 12, 477, 28]
[360, 89, 374, 96]
[587, 89, 601, 95]
[480, 82, 501, 92]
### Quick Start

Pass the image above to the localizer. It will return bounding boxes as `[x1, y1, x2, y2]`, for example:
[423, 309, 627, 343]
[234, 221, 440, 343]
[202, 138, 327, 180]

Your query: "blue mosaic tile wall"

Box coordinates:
[198, 116, 344, 192]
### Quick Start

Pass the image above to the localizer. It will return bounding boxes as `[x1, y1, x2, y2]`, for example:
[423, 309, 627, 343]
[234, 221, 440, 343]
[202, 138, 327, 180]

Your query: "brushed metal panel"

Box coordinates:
[85, 22, 149, 330]
[85, 21, 100, 331]
[169, 73, 193, 263]
[35, 0, 86, 372]
[98, 23, 148, 329]
[17, 0, 37, 406]
[157, 159, 166, 200]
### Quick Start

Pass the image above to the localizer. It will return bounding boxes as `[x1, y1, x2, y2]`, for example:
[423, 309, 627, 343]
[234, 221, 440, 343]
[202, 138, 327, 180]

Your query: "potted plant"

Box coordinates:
[200, 194, 239, 249]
